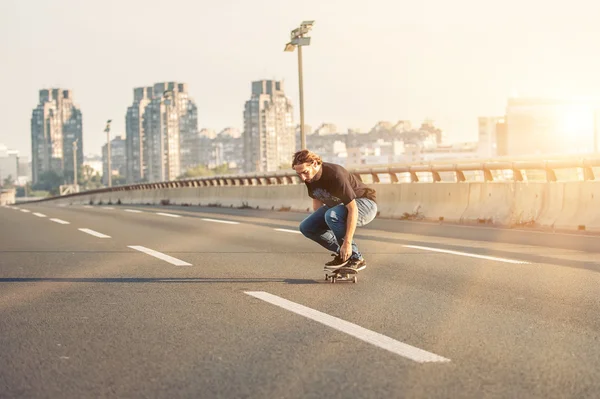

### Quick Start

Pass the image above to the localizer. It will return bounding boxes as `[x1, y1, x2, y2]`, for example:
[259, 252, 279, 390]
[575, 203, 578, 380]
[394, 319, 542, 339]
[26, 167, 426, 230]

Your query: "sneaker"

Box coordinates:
[346, 257, 367, 271]
[324, 253, 349, 269]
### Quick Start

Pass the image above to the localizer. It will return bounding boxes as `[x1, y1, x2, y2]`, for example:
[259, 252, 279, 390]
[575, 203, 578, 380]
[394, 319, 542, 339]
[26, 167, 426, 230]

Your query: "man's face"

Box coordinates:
[293, 161, 320, 183]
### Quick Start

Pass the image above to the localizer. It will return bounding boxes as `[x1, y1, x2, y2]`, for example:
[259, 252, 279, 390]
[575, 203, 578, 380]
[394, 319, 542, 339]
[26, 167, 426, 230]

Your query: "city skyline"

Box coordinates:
[3, 0, 600, 159]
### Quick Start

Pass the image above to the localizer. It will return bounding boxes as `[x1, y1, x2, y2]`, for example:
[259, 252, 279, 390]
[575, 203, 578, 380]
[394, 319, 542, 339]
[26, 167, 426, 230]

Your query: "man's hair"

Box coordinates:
[292, 150, 322, 167]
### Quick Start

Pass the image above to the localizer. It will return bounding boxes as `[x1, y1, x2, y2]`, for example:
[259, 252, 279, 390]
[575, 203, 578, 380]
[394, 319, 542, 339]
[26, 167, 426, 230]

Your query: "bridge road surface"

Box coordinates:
[1, 203, 600, 399]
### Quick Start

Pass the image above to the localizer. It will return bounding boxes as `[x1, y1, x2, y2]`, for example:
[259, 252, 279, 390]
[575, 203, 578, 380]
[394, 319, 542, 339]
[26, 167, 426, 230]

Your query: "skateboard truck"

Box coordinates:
[324, 267, 358, 283]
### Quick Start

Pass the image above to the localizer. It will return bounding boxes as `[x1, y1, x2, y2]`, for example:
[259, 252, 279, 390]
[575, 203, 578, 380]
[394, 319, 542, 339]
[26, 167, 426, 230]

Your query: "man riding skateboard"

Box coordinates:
[292, 150, 378, 271]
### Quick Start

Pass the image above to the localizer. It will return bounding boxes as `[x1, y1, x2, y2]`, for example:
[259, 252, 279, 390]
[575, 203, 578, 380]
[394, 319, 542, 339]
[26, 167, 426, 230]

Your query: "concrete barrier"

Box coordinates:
[43, 181, 600, 233]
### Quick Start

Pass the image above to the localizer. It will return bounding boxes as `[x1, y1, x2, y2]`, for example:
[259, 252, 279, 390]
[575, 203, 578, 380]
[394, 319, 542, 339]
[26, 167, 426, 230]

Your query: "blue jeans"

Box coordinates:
[299, 198, 378, 260]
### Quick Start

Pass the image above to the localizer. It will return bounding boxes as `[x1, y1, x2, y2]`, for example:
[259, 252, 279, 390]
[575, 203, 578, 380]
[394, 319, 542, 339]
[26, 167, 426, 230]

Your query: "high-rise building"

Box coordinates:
[505, 97, 598, 156]
[243, 80, 295, 172]
[102, 135, 126, 185]
[125, 87, 153, 183]
[141, 82, 198, 182]
[30, 89, 83, 184]
[0, 144, 18, 184]
[478, 116, 504, 158]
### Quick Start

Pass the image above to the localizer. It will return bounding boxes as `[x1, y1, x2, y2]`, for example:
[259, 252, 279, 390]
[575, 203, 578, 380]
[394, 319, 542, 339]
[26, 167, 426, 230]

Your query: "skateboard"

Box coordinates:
[324, 267, 358, 283]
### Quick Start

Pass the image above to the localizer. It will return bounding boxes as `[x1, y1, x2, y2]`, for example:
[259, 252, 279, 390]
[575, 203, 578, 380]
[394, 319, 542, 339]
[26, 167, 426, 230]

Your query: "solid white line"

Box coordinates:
[78, 228, 111, 238]
[124, 209, 143, 213]
[156, 212, 181, 218]
[128, 245, 192, 266]
[33, 212, 47, 217]
[201, 218, 239, 225]
[20, 209, 30, 213]
[245, 291, 450, 363]
[403, 245, 530, 264]
[274, 228, 301, 234]
[50, 218, 70, 225]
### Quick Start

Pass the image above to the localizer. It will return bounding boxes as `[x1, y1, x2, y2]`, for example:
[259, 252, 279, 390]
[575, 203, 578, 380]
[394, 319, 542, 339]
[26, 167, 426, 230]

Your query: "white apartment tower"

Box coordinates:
[140, 82, 198, 182]
[478, 116, 503, 158]
[243, 80, 295, 172]
[30, 89, 83, 184]
[125, 86, 153, 183]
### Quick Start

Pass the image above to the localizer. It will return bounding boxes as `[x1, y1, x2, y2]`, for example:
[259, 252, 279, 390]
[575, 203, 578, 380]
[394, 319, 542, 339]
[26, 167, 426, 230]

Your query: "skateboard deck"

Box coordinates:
[324, 266, 358, 283]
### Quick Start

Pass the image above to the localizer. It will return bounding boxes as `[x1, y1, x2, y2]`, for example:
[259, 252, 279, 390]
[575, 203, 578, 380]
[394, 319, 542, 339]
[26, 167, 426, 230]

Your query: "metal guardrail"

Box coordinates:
[32, 156, 600, 202]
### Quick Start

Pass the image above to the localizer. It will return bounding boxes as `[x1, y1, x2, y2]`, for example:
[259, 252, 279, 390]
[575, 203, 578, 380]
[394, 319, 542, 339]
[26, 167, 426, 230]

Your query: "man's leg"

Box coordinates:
[323, 205, 361, 258]
[324, 199, 378, 269]
[298, 206, 339, 253]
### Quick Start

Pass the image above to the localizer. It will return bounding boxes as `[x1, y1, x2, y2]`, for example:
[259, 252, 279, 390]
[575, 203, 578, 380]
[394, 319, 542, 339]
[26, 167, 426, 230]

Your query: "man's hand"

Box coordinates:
[340, 240, 353, 261]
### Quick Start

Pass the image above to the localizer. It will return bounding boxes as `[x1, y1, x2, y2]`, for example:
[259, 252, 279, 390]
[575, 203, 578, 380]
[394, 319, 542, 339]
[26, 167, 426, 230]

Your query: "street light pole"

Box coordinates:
[104, 119, 112, 187]
[285, 20, 314, 151]
[297, 44, 306, 150]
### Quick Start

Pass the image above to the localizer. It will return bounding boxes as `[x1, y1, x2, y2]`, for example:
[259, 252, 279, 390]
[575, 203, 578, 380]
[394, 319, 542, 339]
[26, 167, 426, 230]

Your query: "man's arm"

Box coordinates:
[340, 199, 358, 261]
[313, 198, 324, 211]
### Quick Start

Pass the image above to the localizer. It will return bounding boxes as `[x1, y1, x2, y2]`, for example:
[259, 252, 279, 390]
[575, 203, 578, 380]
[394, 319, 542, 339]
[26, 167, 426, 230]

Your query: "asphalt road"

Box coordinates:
[1, 203, 600, 398]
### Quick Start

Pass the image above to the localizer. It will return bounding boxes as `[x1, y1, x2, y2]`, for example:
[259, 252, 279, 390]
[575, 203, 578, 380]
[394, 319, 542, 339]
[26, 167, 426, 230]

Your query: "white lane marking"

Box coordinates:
[78, 228, 111, 238]
[201, 218, 240, 225]
[50, 218, 70, 225]
[33, 212, 47, 217]
[20, 209, 31, 213]
[403, 245, 530, 264]
[103, 207, 115, 210]
[124, 209, 143, 213]
[245, 291, 450, 363]
[83, 205, 93, 209]
[128, 245, 192, 266]
[156, 212, 181, 218]
[274, 228, 301, 234]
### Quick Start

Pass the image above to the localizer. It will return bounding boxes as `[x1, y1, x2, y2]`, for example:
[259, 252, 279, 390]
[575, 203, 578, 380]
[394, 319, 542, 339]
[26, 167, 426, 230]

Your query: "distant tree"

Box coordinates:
[2, 175, 15, 188]
[211, 163, 230, 175]
[178, 165, 213, 179]
[112, 175, 126, 186]
[32, 170, 63, 193]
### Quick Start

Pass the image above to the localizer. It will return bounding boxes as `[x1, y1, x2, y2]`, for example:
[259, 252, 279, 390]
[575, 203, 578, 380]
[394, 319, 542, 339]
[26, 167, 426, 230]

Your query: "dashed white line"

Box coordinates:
[201, 218, 239, 225]
[78, 228, 111, 238]
[103, 207, 115, 210]
[50, 218, 70, 225]
[274, 228, 301, 234]
[83, 205, 93, 209]
[403, 245, 530, 264]
[156, 212, 181, 218]
[20, 209, 31, 213]
[124, 209, 143, 213]
[33, 212, 47, 218]
[128, 245, 192, 266]
[245, 291, 450, 363]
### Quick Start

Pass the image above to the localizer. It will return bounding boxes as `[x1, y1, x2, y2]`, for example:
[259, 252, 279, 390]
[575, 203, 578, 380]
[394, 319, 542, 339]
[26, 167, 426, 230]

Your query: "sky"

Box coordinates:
[1, 0, 600, 158]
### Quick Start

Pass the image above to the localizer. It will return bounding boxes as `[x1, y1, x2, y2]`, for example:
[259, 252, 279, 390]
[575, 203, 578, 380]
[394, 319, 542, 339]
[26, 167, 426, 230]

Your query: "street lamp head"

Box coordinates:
[284, 42, 296, 52]
[301, 20, 315, 28]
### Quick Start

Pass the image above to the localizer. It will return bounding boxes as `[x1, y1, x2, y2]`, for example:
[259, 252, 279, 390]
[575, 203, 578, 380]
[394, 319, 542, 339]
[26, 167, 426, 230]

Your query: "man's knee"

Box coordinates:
[298, 220, 311, 237]
[324, 208, 343, 225]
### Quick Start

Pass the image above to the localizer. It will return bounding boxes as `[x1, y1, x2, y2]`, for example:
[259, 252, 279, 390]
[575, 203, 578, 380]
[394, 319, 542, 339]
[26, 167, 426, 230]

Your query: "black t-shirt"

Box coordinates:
[306, 162, 376, 207]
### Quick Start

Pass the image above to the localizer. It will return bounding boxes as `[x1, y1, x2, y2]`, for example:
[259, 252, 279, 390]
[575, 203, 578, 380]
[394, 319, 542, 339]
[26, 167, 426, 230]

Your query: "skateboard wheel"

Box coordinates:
[352, 276, 357, 283]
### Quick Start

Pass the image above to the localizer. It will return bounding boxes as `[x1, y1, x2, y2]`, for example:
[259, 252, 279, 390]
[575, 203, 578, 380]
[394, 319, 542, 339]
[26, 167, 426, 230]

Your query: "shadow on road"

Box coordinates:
[0, 277, 319, 285]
